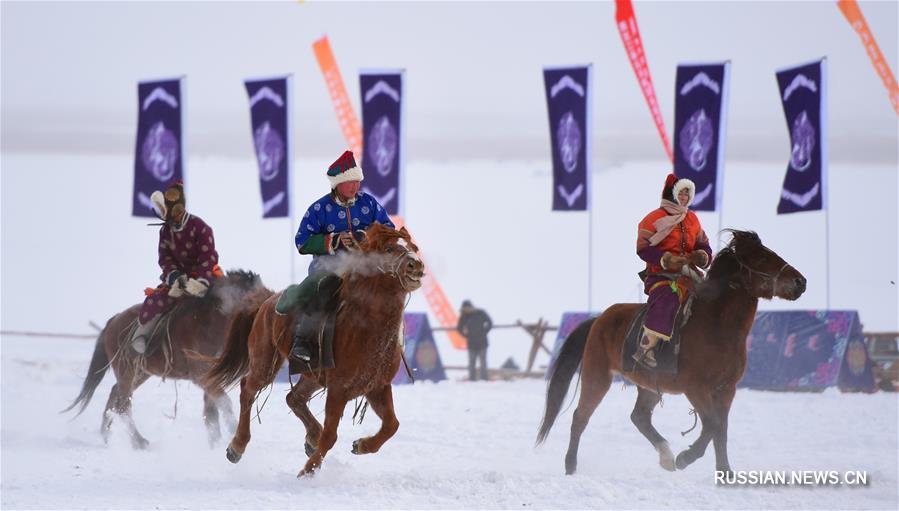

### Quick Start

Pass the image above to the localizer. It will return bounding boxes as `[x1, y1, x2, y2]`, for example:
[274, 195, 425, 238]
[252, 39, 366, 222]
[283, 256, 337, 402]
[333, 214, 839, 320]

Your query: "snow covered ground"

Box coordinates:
[1, 336, 896, 510]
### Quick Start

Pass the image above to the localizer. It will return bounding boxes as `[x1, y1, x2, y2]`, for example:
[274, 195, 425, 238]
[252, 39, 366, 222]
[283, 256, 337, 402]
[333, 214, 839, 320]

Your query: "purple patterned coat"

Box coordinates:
[138, 214, 220, 325]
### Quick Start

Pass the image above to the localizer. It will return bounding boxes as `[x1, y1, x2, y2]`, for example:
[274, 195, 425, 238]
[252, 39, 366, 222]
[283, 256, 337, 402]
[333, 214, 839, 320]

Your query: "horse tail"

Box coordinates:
[536, 317, 594, 445]
[61, 327, 110, 417]
[203, 306, 257, 391]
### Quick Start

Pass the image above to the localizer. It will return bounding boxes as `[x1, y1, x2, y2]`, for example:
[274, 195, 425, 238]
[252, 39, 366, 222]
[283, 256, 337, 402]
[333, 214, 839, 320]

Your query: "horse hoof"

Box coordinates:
[660, 457, 676, 472]
[297, 467, 315, 478]
[131, 437, 150, 450]
[351, 440, 361, 455]
[304, 442, 315, 458]
[675, 452, 691, 470]
[226, 445, 243, 464]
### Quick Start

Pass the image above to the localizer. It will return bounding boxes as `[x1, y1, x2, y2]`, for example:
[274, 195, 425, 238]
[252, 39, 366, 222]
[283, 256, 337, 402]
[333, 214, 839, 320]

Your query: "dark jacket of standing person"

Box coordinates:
[457, 301, 493, 350]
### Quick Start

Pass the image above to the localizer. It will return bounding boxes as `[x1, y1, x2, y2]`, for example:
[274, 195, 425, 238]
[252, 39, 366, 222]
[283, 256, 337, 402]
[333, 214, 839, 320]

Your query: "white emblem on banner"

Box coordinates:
[781, 182, 820, 207]
[368, 116, 398, 177]
[365, 80, 401, 103]
[364, 187, 396, 208]
[253, 121, 284, 181]
[141, 122, 179, 181]
[557, 112, 582, 173]
[692, 183, 713, 207]
[789, 111, 815, 172]
[142, 87, 179, 111]
[680, 72, 721, 95]
[557, 184, 584, 207]
[679, 109, 713, 171]
[550, 75, 585, 98]
[262, 192, 286, 215]
[783, 74, 818, 101]
[248, 86, 285, 108]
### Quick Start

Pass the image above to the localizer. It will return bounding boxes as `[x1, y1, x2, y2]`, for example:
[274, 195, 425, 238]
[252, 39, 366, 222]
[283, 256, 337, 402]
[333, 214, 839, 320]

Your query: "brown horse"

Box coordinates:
[537, 230, 806, 475]
[63, 270, 273, 449]
[203, 223, 425, 476]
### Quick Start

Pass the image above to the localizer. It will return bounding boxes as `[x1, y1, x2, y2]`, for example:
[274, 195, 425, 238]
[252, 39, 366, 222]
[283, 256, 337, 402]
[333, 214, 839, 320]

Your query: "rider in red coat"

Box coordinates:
[634, 173, 712, 367]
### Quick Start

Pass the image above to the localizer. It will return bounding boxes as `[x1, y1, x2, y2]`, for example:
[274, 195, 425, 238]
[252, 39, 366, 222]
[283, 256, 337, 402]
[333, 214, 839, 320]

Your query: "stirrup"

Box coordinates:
[632, 346, 657, 368]
[289, 341, 312, 362]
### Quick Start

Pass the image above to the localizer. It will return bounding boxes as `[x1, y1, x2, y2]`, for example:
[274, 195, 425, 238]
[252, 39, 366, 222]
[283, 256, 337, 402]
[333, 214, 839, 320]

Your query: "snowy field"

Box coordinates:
[1, 335, 897, 510]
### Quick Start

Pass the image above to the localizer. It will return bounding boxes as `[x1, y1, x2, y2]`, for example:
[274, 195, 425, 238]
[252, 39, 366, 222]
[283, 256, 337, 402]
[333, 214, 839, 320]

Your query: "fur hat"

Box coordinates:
[327, 150, 364, 189]
[661, 173, 695, 207]
[150, 181, 185, 222]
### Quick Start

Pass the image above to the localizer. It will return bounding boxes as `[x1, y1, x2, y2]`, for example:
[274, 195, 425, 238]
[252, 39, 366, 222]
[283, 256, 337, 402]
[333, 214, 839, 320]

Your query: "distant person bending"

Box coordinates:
[457, 300, 493, 381]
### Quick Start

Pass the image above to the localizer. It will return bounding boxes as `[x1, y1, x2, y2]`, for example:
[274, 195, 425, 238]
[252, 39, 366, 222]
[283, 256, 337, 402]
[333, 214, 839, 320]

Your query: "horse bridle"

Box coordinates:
[728, 245, 793, 295]
[375, 243, 422, 292]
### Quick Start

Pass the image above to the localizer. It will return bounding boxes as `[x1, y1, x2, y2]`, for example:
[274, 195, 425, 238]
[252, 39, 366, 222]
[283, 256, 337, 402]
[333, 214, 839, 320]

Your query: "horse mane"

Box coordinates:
[695, 229, 761, 300]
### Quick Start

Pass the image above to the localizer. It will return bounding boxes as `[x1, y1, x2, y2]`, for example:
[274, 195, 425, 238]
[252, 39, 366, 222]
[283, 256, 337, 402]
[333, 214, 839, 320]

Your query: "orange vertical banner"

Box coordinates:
[390, 215, 468, 350]
[615, 0, 673, 161]
[837, 0, 899, 115]
[312, 35, 364, 159]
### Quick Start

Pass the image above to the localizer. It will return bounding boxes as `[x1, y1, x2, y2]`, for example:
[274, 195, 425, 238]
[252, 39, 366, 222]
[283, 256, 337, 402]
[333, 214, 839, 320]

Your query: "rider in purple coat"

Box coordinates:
[131, 182, 221, 354]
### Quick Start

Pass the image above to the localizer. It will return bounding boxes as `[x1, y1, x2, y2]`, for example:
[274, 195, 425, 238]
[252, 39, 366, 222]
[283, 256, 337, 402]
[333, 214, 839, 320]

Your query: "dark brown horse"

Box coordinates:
[537, 230, 806, 475]
[204, 223, 425, 476]
[63, 270, 273, 449]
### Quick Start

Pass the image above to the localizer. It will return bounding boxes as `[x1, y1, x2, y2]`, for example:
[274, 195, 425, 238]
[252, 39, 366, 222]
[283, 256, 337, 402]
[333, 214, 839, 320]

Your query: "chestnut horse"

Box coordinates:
[204, 223, 424, 476]
[537, 230, 806, 475]
[63, 270, 273, 448]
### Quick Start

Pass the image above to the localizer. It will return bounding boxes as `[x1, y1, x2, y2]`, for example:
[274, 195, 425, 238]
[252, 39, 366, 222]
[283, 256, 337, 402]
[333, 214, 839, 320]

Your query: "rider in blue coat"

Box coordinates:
[287, 150, 394, 362]
[294, 151, 394, 274]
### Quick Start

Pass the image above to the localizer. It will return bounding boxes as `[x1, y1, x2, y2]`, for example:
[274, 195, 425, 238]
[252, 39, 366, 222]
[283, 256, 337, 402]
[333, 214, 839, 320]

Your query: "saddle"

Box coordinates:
[620, 303, 687, 375]
[287, 274, 343, 375]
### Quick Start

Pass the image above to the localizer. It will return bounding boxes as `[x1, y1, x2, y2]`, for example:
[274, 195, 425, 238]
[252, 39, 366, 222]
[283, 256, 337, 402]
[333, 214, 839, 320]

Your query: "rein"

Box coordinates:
[727, 247, 793, 295]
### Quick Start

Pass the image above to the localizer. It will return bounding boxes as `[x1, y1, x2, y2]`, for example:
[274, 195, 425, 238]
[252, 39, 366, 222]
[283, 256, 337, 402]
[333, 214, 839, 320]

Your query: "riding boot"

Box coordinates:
[632, 332, 660, 368]
[131, 316, 160, 354]
[289, 309, 324, 363]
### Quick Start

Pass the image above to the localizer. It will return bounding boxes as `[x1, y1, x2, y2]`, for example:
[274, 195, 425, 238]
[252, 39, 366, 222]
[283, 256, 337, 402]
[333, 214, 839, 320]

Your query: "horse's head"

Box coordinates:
[712, 230, 806, 301]
[358, 223, 425, 292]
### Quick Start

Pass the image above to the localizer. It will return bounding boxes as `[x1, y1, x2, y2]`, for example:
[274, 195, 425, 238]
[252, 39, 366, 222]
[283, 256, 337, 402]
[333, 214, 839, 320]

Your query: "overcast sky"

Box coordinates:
[2, 1, 897, 162]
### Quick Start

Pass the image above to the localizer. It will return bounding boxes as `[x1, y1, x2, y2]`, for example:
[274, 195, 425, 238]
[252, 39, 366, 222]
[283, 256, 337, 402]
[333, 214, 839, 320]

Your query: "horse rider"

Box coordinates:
[288, 150, 394, 363]
[633, 173, 713, 368]
[131, 181, 222, 354]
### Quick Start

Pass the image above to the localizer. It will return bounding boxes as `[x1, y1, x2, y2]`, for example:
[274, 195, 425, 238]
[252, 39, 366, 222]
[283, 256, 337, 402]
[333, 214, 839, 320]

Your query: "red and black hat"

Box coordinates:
[326, 150, 364, 189]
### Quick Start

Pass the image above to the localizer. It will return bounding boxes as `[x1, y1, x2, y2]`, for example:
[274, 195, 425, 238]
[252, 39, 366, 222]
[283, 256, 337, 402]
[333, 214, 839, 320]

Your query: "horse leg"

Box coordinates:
[285, 377, 324, 457]
[298, 387, 347, 477]
[351, 384, 399, 455]
[675, 391, 716, 470]
[225, 373, 268, 463]
[108, 373, 150, 449]
[202, 391, 222, 447]
[565, 367, 612, 475]
[630, 386, 675, 471]
[100, 383, 122, 444]
[710, 385, 736, 474]
[215, 392, 237, 435]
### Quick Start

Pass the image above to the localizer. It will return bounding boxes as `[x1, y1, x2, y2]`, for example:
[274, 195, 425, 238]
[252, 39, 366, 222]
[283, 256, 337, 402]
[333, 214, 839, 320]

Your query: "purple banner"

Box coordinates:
[393, 313, 446, 384]
[132, 78, 184, 217]
[740, 310, 875, 392]
[776, 59, 827, 214]
[245, 76, 291, 218]
[359, 71, 403, 216]
[544, 66, 590, 211]
[673, 62, 730, 211]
